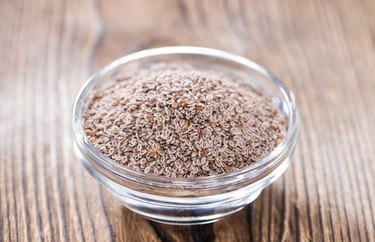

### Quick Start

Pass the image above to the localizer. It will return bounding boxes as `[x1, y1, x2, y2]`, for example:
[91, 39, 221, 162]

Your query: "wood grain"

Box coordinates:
[1, 0, 375, 241]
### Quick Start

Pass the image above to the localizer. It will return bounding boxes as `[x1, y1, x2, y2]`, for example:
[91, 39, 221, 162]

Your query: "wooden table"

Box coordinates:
[1, 0, 374, 241]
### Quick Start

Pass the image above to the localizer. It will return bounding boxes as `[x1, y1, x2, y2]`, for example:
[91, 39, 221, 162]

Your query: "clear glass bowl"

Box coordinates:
[72, 46, 299, 225]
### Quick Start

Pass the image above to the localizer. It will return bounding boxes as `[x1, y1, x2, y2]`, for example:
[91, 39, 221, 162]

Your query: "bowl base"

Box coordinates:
[121, 190, 262, 225]
[142, 206, 245, 225]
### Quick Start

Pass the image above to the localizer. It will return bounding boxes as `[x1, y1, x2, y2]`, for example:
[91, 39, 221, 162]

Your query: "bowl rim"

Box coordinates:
[72, 46, 299, 188]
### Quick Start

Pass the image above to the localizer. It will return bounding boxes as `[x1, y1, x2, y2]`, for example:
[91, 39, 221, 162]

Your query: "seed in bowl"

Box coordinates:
[82, 64, 285, 178]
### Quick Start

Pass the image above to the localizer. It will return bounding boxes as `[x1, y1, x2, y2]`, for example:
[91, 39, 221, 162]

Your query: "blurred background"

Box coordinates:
[0, 0, 374, 241]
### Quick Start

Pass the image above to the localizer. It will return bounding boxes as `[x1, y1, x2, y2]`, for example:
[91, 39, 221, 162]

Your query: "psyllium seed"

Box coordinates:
[82, 64, 286, 178]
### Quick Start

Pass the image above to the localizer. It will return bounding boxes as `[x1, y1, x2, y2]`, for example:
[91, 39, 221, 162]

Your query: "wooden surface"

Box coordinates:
[1, 0, 375, 241]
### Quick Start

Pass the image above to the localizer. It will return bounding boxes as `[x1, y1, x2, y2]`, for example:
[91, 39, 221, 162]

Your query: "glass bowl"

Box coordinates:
[72, 46, 299, 225]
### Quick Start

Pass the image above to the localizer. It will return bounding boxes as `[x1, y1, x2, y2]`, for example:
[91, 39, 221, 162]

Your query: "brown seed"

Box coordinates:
[210, 123, 217, 128]
[224, 166, 233, 173]
[93, 93, 103, 100]
[85, 130, 97, 136]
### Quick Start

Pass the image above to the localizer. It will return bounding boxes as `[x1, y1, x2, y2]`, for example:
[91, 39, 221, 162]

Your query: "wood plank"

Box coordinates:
[0, 0, 374, 241]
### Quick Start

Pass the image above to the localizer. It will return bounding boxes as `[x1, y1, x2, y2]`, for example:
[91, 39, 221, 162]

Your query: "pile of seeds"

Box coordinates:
[82, 64, 285, 178]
